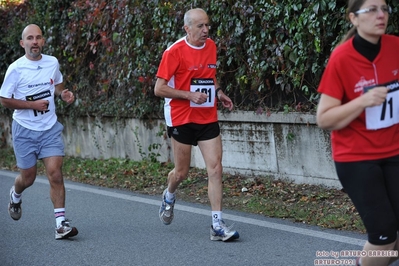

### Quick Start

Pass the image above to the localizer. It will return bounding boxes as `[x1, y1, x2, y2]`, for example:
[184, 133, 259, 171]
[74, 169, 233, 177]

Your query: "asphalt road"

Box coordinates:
[0, 169, 394, 266]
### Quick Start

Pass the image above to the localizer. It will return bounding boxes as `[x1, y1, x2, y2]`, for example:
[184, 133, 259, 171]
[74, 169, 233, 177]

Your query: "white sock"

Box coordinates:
[54, 208, 66, 227]
[165, 190, 175, 203]
[212, 211, 222, 228]
[12, 190, 22, 203]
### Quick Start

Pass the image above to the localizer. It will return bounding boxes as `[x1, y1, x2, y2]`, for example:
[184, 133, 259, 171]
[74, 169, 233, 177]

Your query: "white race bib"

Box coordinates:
[189, 78, 215, 108]
[25, 90, 53, 121]
[365, 80, 399, 130]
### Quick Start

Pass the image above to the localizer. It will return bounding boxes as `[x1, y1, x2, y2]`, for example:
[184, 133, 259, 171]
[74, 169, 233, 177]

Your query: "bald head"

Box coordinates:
[183, 8, 210, 47]
[20, 24, 44, 61]
[184, 8, 208, 27]
[21, 24, 42, 40]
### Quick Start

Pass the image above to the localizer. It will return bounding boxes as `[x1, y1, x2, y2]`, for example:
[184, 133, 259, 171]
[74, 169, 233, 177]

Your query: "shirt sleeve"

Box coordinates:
[0, 66, 19, 98]
[53, 61, 63, 86]
[156, 48, 180, 81]
[317, 52, 345, 101]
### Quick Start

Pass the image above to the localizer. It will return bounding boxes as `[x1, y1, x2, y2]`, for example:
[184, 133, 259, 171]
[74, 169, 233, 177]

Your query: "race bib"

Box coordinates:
[364, 80, 399, 130]
[26, 90, 52, 121]
[189, 78, 215, 108]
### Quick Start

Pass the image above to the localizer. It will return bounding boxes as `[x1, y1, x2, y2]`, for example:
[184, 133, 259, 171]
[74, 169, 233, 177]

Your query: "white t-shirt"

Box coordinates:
[0, 54, 63, 131]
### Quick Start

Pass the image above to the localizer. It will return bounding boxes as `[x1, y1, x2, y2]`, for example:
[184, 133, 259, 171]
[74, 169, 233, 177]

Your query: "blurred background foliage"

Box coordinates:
[1, 0, 399, 119]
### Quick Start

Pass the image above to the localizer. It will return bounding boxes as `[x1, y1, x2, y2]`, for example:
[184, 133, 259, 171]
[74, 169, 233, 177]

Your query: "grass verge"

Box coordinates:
[0, 147, 365, 233]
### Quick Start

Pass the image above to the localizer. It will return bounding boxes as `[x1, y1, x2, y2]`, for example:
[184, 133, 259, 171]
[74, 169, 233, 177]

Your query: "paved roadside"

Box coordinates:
[1, 170, 391, 266]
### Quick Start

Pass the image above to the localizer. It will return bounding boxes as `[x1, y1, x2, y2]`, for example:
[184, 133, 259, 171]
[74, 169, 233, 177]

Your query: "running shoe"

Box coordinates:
[8, 186, 22, 221]
[159, 189, 175, 225]
[210, 220, 239, 241]
[55, 220, 78, 240]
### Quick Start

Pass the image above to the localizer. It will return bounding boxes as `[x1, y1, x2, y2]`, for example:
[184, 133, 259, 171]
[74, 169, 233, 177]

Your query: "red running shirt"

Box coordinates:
[156, 37, 218, 127]
[318, 34, 399, 162]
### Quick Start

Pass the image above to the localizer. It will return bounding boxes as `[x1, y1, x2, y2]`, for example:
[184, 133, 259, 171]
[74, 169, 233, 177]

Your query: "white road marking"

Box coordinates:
[2, 170, 365, 246]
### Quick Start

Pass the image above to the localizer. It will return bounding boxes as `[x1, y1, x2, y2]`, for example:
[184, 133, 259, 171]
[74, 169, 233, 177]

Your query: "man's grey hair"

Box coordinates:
[183, 8, 207, 27]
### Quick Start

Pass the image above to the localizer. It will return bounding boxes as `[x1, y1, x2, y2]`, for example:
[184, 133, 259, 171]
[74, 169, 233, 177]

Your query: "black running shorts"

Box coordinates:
[335, 155, 399, 245]
[167, 122, 220, 146]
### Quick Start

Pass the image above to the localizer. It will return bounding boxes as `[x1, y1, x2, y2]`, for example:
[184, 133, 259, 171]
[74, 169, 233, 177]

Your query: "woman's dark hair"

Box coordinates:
[340, 0, 367, 43]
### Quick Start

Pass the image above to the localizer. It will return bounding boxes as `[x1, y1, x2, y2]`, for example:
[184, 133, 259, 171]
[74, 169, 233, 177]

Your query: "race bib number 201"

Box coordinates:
[190, 78, 215, 108]
[364, 80, 399, 130]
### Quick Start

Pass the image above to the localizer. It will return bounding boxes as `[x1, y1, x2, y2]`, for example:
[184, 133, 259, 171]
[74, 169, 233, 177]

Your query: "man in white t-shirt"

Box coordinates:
[0, 24, 78, 240]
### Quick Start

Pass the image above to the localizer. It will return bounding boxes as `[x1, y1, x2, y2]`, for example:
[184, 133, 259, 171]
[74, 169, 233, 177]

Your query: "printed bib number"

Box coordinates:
[190, 78, 215, 108]
[364, 80, 399, 130]
[26, 90, 52, 121]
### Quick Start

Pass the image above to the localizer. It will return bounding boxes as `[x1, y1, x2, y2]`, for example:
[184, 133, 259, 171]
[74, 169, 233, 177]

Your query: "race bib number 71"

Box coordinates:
[364, 80, 399, 130]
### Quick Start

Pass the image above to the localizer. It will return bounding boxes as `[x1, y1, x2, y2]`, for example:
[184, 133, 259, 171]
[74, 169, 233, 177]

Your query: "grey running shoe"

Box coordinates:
[210, 220, 239, 241]
[55, 220, 78, 240]
[8, 186, 22, 221]
[159, 189, 175, 225]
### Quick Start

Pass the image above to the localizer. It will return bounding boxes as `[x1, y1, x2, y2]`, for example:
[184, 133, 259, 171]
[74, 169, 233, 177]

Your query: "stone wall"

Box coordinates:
[0, 112, 339, 188]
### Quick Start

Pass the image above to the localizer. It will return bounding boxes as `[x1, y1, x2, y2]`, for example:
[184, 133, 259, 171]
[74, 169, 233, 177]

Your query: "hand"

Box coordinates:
[218, 93, 234, 111]
[33, 99, 50, 111]
[362, 86, 388, 108]
[189, 91, 208, 104]
[60, 89, 75, 104]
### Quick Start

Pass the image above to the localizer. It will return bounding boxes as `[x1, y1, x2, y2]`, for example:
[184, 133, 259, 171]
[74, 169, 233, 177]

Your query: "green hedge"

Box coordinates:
[1, 0, 399, 119]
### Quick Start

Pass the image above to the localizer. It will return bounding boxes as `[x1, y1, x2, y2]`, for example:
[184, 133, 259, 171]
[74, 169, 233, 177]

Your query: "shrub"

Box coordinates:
[1, 0, 398, 118]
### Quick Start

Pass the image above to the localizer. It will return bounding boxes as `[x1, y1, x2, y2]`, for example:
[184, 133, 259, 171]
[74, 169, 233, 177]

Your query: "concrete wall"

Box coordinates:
[0, 111, 340, 188]
[214, 111, 338, 187]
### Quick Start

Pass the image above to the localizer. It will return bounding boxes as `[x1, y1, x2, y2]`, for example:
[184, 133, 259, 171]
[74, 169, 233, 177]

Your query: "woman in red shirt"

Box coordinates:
[317, 0, 399, 265]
